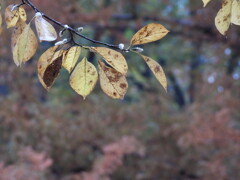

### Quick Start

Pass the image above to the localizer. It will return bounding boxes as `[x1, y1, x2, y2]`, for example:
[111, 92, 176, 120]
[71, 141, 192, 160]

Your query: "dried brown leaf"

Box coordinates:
[98, 60, 128, 99]
[38, 46, 63, 90]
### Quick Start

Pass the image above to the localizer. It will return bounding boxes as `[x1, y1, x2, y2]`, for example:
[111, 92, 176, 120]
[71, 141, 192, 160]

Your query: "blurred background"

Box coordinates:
[0, 0, 240, 179]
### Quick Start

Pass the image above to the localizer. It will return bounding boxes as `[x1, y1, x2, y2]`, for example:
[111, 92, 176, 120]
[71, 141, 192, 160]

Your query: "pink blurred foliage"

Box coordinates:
[178, 108, 240, 148]
[175, 81, 240, 180]
[0, 147, 52, 180]
[64, 136, 145, 180]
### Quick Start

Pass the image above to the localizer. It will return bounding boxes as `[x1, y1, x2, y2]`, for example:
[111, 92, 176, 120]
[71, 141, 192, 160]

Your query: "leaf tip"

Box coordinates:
[163, 86, 168, 93]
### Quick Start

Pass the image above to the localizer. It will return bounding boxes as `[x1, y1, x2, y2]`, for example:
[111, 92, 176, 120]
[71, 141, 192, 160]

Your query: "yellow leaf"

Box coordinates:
[140, 55, 167, 92]
[0, 3, 2, 32]
[130, 23, 169, 45]
[231, 0, 240, 25]
[38, 46, 63, 90]
[18, 7, 27, 22]
[98, 60, 128, 99]
[12, 22, 38, 66]
[35, 13, 57, 42]
[0, 13, 2, 34]
[0, 13, 2, 27]
[5, 4, 20, 28]
[4, 5, 26, 28]
[70, 57, 98, 99]
[215, 0, 232, 35]
[91, 47, 128, 75]
[62, 46, 81, 73]
[202, 0, 212, 7]
[11, 20, 26, 51]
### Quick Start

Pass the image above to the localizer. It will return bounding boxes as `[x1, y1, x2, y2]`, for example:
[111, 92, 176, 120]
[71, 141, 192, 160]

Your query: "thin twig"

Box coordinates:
[22, 0, 129, 51]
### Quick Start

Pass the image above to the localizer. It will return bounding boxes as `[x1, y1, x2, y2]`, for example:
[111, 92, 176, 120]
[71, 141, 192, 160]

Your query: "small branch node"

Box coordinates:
[64, 25, 70, 29]
[77, 27, 84, 32]
[35, 12, 42, 17]
[118, 43, 125, 50]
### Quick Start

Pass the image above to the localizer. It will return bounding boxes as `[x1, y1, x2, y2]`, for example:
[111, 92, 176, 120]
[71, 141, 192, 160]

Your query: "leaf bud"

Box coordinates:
[35, 12, 42, 17]
[77, 27, 84, 32]
[64, 24, 69, 29]
[118, 43, 125, 50]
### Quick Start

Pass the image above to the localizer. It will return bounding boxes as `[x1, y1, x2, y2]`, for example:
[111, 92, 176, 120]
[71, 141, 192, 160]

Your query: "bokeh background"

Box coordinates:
[0, 0, 240, 179]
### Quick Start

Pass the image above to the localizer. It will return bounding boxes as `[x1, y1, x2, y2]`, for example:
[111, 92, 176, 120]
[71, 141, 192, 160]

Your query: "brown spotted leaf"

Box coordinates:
[98, 60, 128, 99]
[5, 4, 20, 28]
[231, 0, 240, 25]
[131, 23, 169, 45]
[140, 55, 167, 92]
[70, 57, 98, 99]
[18, 7, 27, 22]
[91, 47, 128, 75]
[38, 46, 63, 90]
[215, 0, 232, 35]
[5, 5, 26, 28]
[62, 46, 81, 73]
[12, 22, 38, 66]
[214, 0, 240, 35]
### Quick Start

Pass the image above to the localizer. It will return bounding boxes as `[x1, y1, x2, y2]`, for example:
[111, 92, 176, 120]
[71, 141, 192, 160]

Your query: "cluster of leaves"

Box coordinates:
[2, 1, 169, 100]
[203, 0, 240, 35]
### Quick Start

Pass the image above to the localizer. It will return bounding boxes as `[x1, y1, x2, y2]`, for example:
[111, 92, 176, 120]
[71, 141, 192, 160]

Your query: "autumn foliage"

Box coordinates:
[1, 0, 169, 100]
[0, 0, 240, 180]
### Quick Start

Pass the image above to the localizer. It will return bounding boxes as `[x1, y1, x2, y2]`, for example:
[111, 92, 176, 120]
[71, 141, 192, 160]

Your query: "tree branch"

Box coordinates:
[22, 0, 128, 51]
